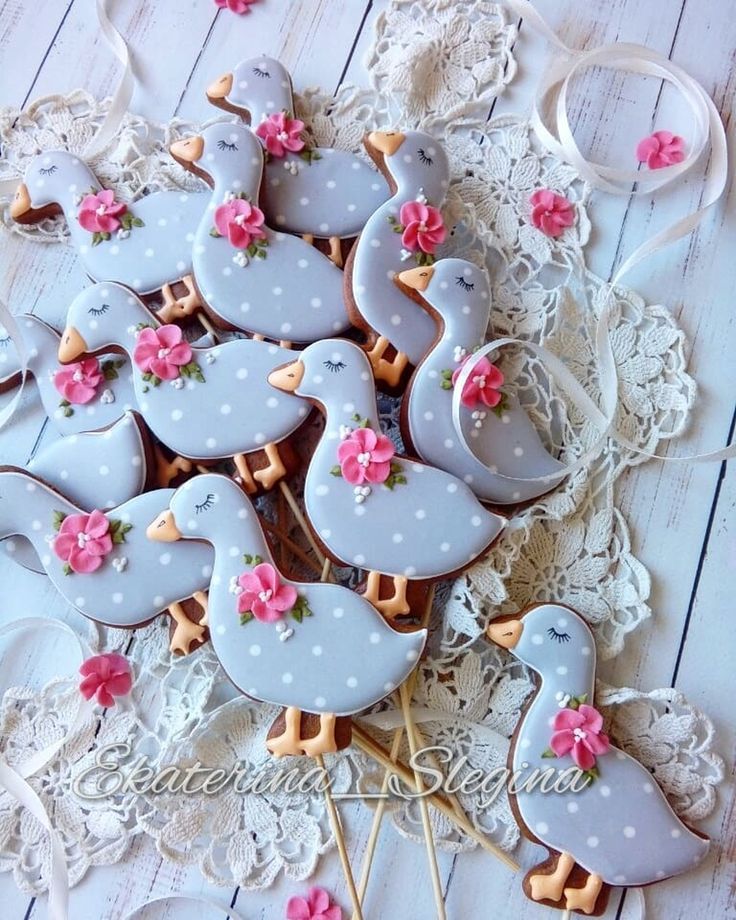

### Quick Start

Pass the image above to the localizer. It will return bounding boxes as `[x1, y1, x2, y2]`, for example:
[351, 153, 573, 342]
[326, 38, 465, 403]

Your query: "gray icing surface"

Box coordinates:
[0, 324, 20, 382]
[166, 474, 426, 715]
[0, 471, 213, 627]
[506, 605, 709, 886]
[19, 151, 207, 294]
[351, 131, 450, 365]
[275, 339, 506, 578]
[4, 314, 137, 435]
[404, 259, 566, 503]
[63, 283, 311, 460]
[217, 56, 388, 238]
[187, 123, 350, 341]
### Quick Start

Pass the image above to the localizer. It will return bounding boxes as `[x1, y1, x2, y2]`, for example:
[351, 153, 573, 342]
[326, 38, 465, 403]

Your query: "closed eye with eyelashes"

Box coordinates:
[88, 304, 110, 316]
[217, 140, 238, 152]
[455, 276, 475, 291]
[323, 359, 346, 373]
[252, 66, 271, 79]
[195, 493, 216, 514]
[417, 147, 433, 165]
[547, 626, 571, 643]
[39, 165, 58, 176]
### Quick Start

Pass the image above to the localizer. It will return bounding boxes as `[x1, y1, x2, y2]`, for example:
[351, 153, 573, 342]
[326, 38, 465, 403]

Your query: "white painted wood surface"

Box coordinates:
[0, 1, 734, 917]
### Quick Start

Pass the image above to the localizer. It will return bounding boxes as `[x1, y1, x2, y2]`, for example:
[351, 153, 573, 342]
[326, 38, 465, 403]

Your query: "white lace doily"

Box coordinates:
[0, 0, 723, 896]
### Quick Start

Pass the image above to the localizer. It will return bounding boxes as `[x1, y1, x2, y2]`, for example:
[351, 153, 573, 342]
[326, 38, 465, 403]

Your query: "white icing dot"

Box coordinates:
[643, 782, 654, 793]
[99, 465, 110, 476]
[406, 649, 419, 662]
[315, 696, 326, 707]
[556, 665, 568, 676]
[581, 646, 592, 656]
[446, 482, 458, 493]
[228, 546, 239, 557]
[346, 676, 358, 688]
[535, 822, 549, 835]
[599, 785, 611, 797]
[353, 554, 365, 566]
[319, 222, 330, 233]
[159, 553, 172, 566]
[369, 632, 380, 644]
[31, 520, 42, 531]
[112, 592, 123, 604]
[415, 509, 426, 520]
[370, 239, 381, 248]
[282, 673, 293, 684]
[298, 258, 309, 268]
[444, 438, 454, 449]
[513, 446, 524, 457]
[220, 404, 232, 415]
[392, 533, 404, 543]
[171, 409, 183, 421]
[354, 505, 366, 517]
[471, 515, 482, 526]
[206, 437, 217, 449]
[404, 566, 416, 576]
[440, 542, 450, 552]
[215, 625, 226, 635]
[310, 297, 322, 308]
[132, 456, 142, 467]
[311, 645, 323, 656]
[272, 287, 283, 296]
[671, 828, 682, 838]
[531, 633, 543, 645]
[384, 682, 394, 693]
[567, 801, 579, 814]
[333, 607, 344, 619]
[587, 836, 599, 848]
[423, 411, 434, 421]
[236, 368, 249, 379]
[154, 595, 165, 607]
[299, 196, 309, 206]
[315, 484, 329, 496]
[249, 644, 261, 656]
[623, 826, 636, 838]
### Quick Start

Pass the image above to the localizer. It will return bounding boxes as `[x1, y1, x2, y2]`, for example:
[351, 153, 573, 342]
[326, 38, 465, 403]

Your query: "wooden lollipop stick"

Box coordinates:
[279, 481, 328, 566]
[196, 310, 217, 339]
[260, 517, 324, 576]
[314, 753, 364, 920]
[561, 911, 571, 920]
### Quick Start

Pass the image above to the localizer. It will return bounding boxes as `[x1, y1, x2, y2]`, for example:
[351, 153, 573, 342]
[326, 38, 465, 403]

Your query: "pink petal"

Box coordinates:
[215, 204, 235, 236]
[96, 213, 121, 233]
[572, 741, 596, 771]
[309, 888, 330, 913]
[252, 601, 283, 623]
[98, 189, 115, 207]
[653, 130, 674, 146]
[323, 909, 342, 920]
[253, 562, 279, 594]
[364, 460, 391, 483]
[104, 672, 133, 697]
[549, 729, 574, 757]
[79, 674, 101, 699]
[59, 514, 87, 537]
[578, 704, 603, 733]
[553, 708, 585, 731]
[400, 201, 426, 225]
[337, 440, 359, 462]
[271, 584, 298, 611]
[168, 342, 193, 366]
[96, 686, 115, 708]
[149, 357, 181, 380]
[584, 731, 610, 756]
[136, 327, 160, 349]
[157, 325, 183, 349]
[228, 223, 252, 249]
[540, 213, 564, 237]
[370, 435, 395, 463]
[636, 136, 660, 162]
[286, 897, 311, 920]
[401, 223, 420, 250]
[423, 206, 444, 231]
[68, 546, 103, 574]
[86, 510, 110, 539]
[530, 189, 555, 210]
[479, 388, 502, 408]
[340, 456, 365, 485]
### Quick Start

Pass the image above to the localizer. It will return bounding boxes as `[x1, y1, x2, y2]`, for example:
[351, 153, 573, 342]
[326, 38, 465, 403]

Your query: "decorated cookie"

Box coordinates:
[0, 468, 214, 651]
[397, 260, 567, 504]
[58, 282, 312, 493]
[148, 473, 426, 757]
[268, 339, 507, 620]
[206, 55, 389, 252]
[486, 604, 709, 915]
[10, 152, 208, 321]
[169, 122, 350, 342]
[344, 130, 450, 388]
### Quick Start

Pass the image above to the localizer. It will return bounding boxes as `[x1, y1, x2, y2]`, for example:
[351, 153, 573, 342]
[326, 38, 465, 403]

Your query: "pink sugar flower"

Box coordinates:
[286, 887, 342, 920]
[214, 198, 267, 249]
[237, 562, 297, 623]
[256, 112, 306, 158]
[550, 704, 610, 771]
[399, 200, 446, 254]
[636, 130, 685, 170]
[452, 354, 504, 410]
[337, 427, 396, 485]
[133, 325, 192, 381]
[215, 0, 258, 12]
[529, 189, 575, 238]
[78, 189, 127, 234]
[53, 509, 113, 574]
[79, 653, 132, 707]
[53, 358, 103, 405]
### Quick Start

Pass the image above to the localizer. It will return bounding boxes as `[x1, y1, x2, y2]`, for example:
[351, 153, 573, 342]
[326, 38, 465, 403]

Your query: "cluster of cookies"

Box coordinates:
[1, 56, 708, 915]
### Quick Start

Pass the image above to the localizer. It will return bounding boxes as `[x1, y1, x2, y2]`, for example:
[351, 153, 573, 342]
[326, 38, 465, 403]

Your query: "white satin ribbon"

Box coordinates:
[0, 299, 30, 433]
[122, 896, 248, 919]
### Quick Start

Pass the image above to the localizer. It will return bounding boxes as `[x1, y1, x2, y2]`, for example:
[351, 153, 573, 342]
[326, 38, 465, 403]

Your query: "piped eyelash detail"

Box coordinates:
[217, 140, 238, 152]
[455, 276, 475, 291]
[195, 493, 216, 514]
[417, 148, 433, 165]
[0, 336, 10, 347]
[252, 66, 271, 79]
[39, 165, 58, 176]
[323, 360, 346, 373]
[547, 627, 571, 643]
[88, 304, 110, 316]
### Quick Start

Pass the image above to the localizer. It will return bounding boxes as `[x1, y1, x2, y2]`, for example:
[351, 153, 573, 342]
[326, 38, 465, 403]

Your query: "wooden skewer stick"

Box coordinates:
[314, 753, 363, 920]
[196, 310, 217, 339]
[321, 556, 332, 583]
[279, 481, 327, 566]
[561, 911, 571, 920]
[260, 517, 323, 576]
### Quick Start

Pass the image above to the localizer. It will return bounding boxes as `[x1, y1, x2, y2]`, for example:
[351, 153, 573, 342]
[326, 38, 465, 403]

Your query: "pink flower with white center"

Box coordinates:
[452, 354, 504, 409]
[53, 509, 113, 574]
[215, 0, 257, 11]
[399, 200, 446, 254]
[286, 887, 342, 920]
[78, 189, 128, 234]
[337, 427, 395, 485]
[133, 325, 192, 380]
[550, 704, 610, 771]
[214, 198, 267, 249]
[237, 562, 298, 623]
[636, 131, 685, 170]
[529, 189, 575, 238]
[256, 112, 306, 159]
[79, 653, 132, 707]
[53, 358, 103, 404]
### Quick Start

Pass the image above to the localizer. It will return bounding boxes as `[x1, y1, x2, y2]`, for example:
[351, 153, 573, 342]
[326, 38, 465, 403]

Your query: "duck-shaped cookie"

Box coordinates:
[0, 468, 213, 652]
[486, 604, 709, 915]
[169, 123, 350, 343]
[344, 130, 450, 389]
[10, 152, 207, 321]
[268, 339, 507, 619]
[58, 282, 311, 493]
[206, 55, 389, 259]
[148, 473, 426, 757]
[398, 260, 567, 504]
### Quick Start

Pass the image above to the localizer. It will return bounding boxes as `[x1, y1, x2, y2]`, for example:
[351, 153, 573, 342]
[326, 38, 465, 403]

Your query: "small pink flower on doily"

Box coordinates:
[53, 510, 113, 574]
[78, 189, 127, 234]
[452, 354, 504, 410]
[529, 189, 575, 238]
[214, 0, 258, 13]
[133, 325, 193, 380]
[256, 112, 306, 158]
[214, 198, 267, 249]
[53, 358, 103, 404]
[550, 704, 610, 771]
[286, 886, 342, 920]
[636, 131, 685, 169]
[237, 562, 298, 623]
[337, 427, 396, 485]
[79, 653, 132, 707]
[399, 200, 446, 254]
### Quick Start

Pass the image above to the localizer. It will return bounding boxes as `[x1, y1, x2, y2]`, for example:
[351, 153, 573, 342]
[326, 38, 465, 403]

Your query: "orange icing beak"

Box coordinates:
[486, 618, 523, 649]
[9, 183, 32, 221]
[397, 265, 435, 292]
[268, 360, 305, 393]
[367, 131, 406, 156]
[146, 509, 183, 543]
[58, 326, 88, 363]
[170, 135, 205, 164]
[207, 72, 234, 100]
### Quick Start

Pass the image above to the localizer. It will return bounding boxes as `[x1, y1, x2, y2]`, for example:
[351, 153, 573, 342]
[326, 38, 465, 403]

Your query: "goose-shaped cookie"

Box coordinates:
[4, 412, 151, 574]
[206, 55, 389, 255]
[10, 152, 207, 321]
[268, 339, 507, 619]
[148, 473, 426, 757]
[345, 130, 450, 388]
[398, 260, 567, 504]
[169, 123, 349, 343]
[58, 282, 311, 493]
[487, 604, 709, 915]
[0, 468, 214, 651]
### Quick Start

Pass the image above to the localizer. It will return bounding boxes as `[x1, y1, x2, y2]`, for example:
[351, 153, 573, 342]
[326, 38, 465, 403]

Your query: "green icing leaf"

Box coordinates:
[52, 510, 67, 532]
